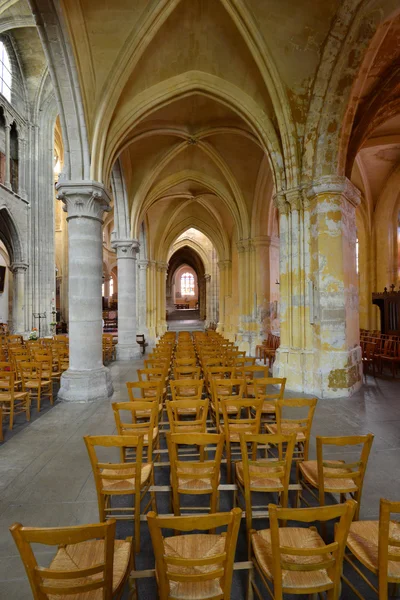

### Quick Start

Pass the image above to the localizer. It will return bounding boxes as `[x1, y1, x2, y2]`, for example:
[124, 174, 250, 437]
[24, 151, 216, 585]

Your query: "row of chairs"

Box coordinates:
[9, 330, 400, 599]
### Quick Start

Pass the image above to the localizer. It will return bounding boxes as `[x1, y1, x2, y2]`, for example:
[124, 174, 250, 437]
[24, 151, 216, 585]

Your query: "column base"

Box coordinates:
[116, 344, 142, 360]
[58, 366, 114, 403]
[273, 346, 362, 398]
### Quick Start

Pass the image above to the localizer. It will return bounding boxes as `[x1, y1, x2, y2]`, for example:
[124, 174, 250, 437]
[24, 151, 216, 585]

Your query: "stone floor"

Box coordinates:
[0, 360, 399, 598]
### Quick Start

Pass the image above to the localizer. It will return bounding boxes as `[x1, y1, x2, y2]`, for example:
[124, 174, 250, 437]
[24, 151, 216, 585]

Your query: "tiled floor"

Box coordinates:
[0, 360, 399, 599]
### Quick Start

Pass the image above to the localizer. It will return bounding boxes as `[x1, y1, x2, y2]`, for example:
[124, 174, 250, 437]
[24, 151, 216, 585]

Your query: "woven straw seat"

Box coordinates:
[162, 534, 225, 599]
[177, 465, 221, 492]
[347, 520, 400, 578]
[267, 422, 306, 441]
[300, 460, 358, 492]
[24, 378, 52, 389]
[45, 539, 131, 599]
[101, 463, 152, 492]
[252, 528, 333, 590]
[0, 390, 27, 401]
[236, 460, 284, 491]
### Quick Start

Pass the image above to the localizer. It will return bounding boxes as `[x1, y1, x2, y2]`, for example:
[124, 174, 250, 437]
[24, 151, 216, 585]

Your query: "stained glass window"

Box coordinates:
[181, 272, 195, 296]
[0, 42, 11, 102]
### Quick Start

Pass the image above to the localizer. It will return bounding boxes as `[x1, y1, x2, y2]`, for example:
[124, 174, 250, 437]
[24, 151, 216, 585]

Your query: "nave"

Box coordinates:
[1, 332, 399, 599]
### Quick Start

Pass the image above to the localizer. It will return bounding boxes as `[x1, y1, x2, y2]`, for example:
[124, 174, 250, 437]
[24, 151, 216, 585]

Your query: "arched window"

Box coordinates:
[0, 42, 11, 102]
[356, 238, 359, 274]
[181, 272, 195, 296]
[109, 276, 114, 297]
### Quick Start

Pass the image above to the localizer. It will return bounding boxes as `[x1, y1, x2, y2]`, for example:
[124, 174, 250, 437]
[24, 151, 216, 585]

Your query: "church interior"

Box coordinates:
[0, 0, 400, 598]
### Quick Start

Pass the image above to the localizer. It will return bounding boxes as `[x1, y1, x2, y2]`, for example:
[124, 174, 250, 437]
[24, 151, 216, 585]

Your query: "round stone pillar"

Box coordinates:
[112, 239, 141, 360]
[56, 181, 113, 402]
[11, 263, 28, 334]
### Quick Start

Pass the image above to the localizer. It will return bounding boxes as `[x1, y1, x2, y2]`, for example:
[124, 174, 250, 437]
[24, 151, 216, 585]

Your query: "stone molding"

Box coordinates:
[10, 262, 28, 273]
[273, 191, 290, 214]
[112, 238, 140, 259]
[56, 180, 112, 222]
[253, 235, 280, 249]
[307, 175, 361, 208]
[204, 273, 211, 282]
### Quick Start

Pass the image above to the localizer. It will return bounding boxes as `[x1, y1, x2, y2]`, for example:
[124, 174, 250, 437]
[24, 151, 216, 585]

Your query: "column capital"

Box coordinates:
[273, 190, 290, 214]
[112, 238, 139, 259]
[218, 259, 231, 270]
[138, 259, 149, 270]
[204, 274, 211, 282]
[285, 188, 303, 211]
[306, 175, 361, 208]
[236, 239, 253, 254]
[156, 261, 168, 273]
[56, 180, 112, 222]
[10, 262, 28, 273]
[4, 112, 12, 129]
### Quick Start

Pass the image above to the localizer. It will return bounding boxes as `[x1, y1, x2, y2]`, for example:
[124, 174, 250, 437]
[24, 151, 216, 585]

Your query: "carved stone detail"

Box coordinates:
[56, 181, 112, 222]
[112, 238, 140, 259]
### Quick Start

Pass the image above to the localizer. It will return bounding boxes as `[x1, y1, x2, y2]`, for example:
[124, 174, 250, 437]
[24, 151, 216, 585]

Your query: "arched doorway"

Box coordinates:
[166, 246, 205, 330]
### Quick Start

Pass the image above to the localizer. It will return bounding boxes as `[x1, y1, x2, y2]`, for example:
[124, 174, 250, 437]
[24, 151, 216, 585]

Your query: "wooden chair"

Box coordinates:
[84, 434, 156, 553]
[167, 398, 209, 433]
[380, 342, 400, 378]
[8, 334, 23, 345]
[112, 400, 159, 461]
[298, 434, 374, 521]
[147, 507, 242, 600]
[170, 379, 204, 401]
[253, 377, 286, 425]
[233, 365, 269, 397]
[362, 341, 377, 378]
[211, 378, 245, 430]
[167, 432, 225, 515]
[34, 351, 62, 382]
[221, 397, 263, 482]
[205, 366, 235, 396]
[0, 371, 30, 430]
[137, 368, 168, 400]
[343, 498, 400, 599]
[266, 397, 317, 462]
[20, 361, 53, 412]
[10, 519, 133, 600]
[126, 381, 163, 413]
[249, 500, 357, 600]
[236, 432, 296, 544]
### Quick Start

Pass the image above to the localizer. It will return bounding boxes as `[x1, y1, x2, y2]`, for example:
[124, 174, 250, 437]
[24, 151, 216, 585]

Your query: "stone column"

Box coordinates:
[204, 274, 211, 325]
[4, 115, 11, 189]
[273, 178, 362, 398]
[56, 181, 113, 402]
[112, 239, 140, 360]
[138, 260, 149, 336]
[18, 135, 27, 198]
[253, 236, 280, 344]
[11, 263, 28, 334]
[308, 176, 362, 396]
[237, 240, 257, 353]
[156, 262, 168, 336]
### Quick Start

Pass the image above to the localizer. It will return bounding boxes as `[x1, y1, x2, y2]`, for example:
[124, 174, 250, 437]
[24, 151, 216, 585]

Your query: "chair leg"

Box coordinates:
[134, 493, 141, 553]
[26, 395, 31, 421]
[9, 401, 14, 430]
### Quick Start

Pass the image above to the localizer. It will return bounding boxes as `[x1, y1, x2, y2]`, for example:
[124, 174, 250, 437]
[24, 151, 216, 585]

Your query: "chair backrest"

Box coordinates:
[112, 401, 158, 458]
[0, 370, 15, 395]
[84, 435, 147, 495]
[316, 434, 374, 494]
[167, 431, 224, 493]
[378, 498, 400, 591]
[10, 519, 116, 599]
[266, 500, 357, 599]
[137, 368, 167, 383]
[20, 361, 42, 380]
[234, 365, 269, 381]
[276, 397, 317, 452]
[211, 378, 245, 401]
[239, 432, 296, 491]
[254, 377, 286, 400]
[167, 399, 209, 433]
[174, 366, 201, 380]
[221, 397, 263, 436]
[170, 379, 204, 401]
[126, 380, 163, 403]
[174, 357, 197, 368]
[147, 507, 242, 600]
